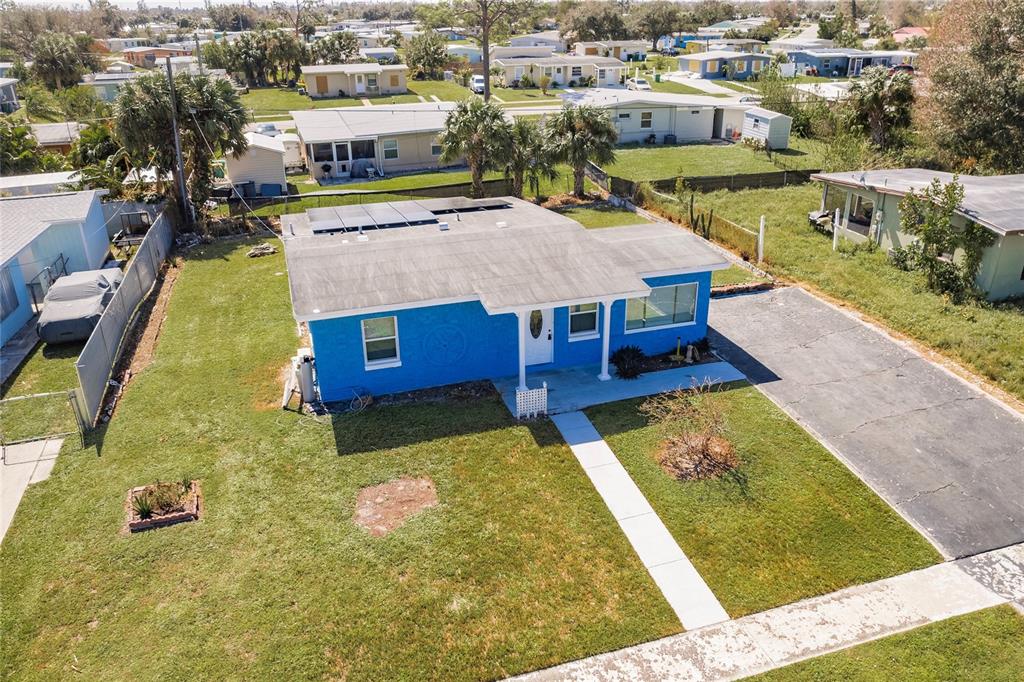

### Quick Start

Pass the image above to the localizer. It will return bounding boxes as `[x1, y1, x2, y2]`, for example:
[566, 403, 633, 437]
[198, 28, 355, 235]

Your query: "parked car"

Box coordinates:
[36, 269, 123, 344]
[254, 122, 280, 137]
[738, 95, 762, 103]
[470, 75, 486, 94]
[889, 64, 915, 76]
[626, 77, 652, 91]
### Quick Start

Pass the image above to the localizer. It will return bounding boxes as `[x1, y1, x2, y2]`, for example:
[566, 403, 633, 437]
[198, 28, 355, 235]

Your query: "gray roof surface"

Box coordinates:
[30, 122, 85, 146]
[812, 169, 1024, 236]
[0, 170, 78, 191]
[291, 102, 455, 143]
[300, 63, 407, 75]
[0, 191, 99, 264]
[282, 197, 728, 320]
[494, 54, 627, 67]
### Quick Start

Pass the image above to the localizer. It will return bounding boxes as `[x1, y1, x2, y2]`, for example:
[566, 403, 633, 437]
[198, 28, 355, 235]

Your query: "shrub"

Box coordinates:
[520, 74, 535, 88]
[610, 345, 646, 379]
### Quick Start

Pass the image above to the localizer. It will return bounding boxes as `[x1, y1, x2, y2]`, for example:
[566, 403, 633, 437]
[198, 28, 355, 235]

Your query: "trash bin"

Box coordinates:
[654, 73, 661, 82]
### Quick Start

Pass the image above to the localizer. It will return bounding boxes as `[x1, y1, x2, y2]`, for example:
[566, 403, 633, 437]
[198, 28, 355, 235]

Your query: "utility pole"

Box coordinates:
[165, 56, 194, 225]
[194, 33, 203, 74]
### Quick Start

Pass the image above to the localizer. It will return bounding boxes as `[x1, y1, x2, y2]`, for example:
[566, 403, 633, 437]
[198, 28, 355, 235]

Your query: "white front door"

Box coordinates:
[355, 75, 366, 94]
[525, 308, 554, 365]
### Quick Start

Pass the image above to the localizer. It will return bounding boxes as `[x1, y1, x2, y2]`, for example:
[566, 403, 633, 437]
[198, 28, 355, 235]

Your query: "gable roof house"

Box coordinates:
[678, 50, 771, 80]
[291, 103, 459, 181]
[30, 122, 86, 153]
[301, 63, 408, 99]
[892, 27, 929, 44]
[812, 170, 1024, 301]
[79, 71, 141, 102]
[0, 191, 110, 345]
[493, 54, 626, 88]
[280, 197, 729, 401]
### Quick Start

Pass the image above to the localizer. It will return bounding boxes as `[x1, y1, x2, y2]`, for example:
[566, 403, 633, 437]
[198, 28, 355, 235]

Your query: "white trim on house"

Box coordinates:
[361, 315, 402, 370]
[623, 282, 699, 335]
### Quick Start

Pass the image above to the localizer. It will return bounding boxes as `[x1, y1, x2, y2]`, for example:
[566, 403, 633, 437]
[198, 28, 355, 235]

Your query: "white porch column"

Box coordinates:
[517, 311, 528, 390]
[598, 299, 613, 381]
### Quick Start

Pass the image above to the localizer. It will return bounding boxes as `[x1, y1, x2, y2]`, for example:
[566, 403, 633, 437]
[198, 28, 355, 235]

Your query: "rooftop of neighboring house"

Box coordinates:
[0, 77, 17, 89]
[242, 132, 286, 154]
[494, 54, 627, 67]
[290, 102, 456, 144]
[281, 196, 728, 320]
[300, 63, 408, 75]
[790, 47, 918, 58]
[512, 29, 562, 41]
[30, 122, 86, 146]
[811, 169, 1024, 236]
[576, 39, 648, 48]
[892, 27, 929, 37]
[0, 170, 78, 192]
[0, 191, 100, 264]
[81, 71, 140, 84]
[682, 50, 770, 62]
[559, 87, 727, 109]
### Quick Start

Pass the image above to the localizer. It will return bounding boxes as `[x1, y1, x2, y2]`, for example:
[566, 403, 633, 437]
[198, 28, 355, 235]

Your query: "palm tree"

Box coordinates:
[31, 32, 83, 90]
[438, 98, 511, 198]
[502, 117, 558, 199]
[849, 66, 914, 150]
[545, 104, 618, 198]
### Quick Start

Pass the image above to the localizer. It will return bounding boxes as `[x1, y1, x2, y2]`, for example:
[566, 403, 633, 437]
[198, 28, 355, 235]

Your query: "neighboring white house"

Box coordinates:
[0, 191, 110, 345]
[509, 29, 568, 53]
[741, 107, 792, 149]
[0, 171, 78, 196]
[489, 45, 555, 60]
[225, 133, 288, 196]
[0, 77, 18, 114]
[79, 71, 141, 102]
[360, 47, 398, 63]
[301, 63, 409, 98]
[30, 122, 85, 152]
[573, 40, 649, 61]
[447, 44, 483, 63]
[492, 54, 627, 88]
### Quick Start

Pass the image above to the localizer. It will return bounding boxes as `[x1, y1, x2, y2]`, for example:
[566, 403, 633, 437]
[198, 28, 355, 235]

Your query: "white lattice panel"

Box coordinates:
[516, 383, 548, 419]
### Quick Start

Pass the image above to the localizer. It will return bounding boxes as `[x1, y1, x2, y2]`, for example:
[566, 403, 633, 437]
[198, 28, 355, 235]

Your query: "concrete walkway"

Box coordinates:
[515, 542, 1023, 681]
[551, 411, 730, 630]
[1, 438, 62, 542]
[495, 361, 745, 415]
[709, 287, 1024, 559]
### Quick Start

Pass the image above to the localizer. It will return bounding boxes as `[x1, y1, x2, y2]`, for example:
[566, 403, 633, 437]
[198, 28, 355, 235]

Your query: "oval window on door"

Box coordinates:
[529, 310, 543, 339]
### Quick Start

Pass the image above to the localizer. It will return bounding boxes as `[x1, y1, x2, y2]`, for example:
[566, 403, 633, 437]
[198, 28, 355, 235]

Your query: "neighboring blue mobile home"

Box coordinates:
[786, 48, 917, 77]
[0, 191, 110, 345]
[282, 197, 729, 401]
[678, 50, 771, 79]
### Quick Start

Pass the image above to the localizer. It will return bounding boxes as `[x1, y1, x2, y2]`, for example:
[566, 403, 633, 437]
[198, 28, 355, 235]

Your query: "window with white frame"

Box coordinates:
[626, 283, 698, 331]
[311, 143, 333, 163]
[1, 266, 19, 321]
[362, 316, 400, 366]
[618, 112, 631, 119]
[430, 138, 442, 156]
[598, 68, 606, 79]
[571, 66, 582, 77]
[752, 59, 763, 73]
[640, 111, 653, 128]
[382, 139, 399, 160]
[569, 303, 598, 337]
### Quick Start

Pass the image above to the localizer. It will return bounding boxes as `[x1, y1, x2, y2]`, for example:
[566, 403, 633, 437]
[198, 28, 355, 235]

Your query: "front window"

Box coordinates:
[389, 74, 399, 87]
[362, 317, 399, 366]
[598, 69, 606, 79]
[640, 111, 653, 128]
[752, 59, 762, 73]
[707, 60, 718, 72]
[382, 139, 398, 160]
[311, 143, 333, 163]
[571, 66, 582, 77]
[569, 303, 598, 337]
[849, 194, 874, 229]
[430, 139, 442, 156]
[367, 76, 378, 89]
[626, 283, 698, 331]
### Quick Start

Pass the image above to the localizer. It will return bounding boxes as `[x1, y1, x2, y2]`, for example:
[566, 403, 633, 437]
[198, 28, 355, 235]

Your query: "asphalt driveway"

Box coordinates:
[709, 287, 1024, 559]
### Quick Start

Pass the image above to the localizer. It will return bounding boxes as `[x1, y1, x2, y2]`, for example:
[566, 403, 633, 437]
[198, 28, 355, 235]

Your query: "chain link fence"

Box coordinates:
[74, 211, 174, 424]
[0, 391, 83, 447]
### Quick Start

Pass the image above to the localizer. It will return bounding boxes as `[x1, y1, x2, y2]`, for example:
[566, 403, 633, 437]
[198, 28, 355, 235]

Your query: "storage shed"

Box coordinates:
[741, 107, 792, 150]
[225, 133, 288, 197]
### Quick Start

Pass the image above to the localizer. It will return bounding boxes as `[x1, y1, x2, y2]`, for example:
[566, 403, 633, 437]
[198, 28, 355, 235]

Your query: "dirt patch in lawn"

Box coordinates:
[354, 477, 438, 537]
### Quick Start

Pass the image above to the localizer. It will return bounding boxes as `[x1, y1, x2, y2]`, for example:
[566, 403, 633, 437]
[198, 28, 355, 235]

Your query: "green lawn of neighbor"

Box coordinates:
[240, 87, 364, 117]
[586, 385, 941, 617]
[605, 144, 780, 181]
[492, 87, 563, 102]
[712, 264, 768, 287]
[554, 204, 652, 229]
[0, 239, 681, 680]
[753, 606, 1024, 681]
[409, 79, 472, 101]
[719, 80, 758, 93]
[1, 341, 82, 444]
[771, 137, 830, 170]
[693, 183, 1024, 404]
[648, 79, 729, 97]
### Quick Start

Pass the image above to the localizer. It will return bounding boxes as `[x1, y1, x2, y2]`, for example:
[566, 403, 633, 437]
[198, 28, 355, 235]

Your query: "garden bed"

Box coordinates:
[125, 480, 201, 533]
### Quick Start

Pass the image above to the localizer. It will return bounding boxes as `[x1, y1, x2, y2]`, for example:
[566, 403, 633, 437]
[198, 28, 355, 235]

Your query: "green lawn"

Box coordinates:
[409, 79, 473, 101]
[586, 386, 940, 617]
[712, 264, 768, 287]
[772, 137, 830, 170]
[240, 87, 365, 117]
[719, 80, 758, 93]
[1, 341, 82, 444]
[0, 240, 681, 679]
[605, 144, 780, 181]
[554, 204, 652, 229]
[648, 79, 730, 97]
[693, 184, 1024, 404]
[753, 606, 1024, 681]
[491, 87, 562, 102]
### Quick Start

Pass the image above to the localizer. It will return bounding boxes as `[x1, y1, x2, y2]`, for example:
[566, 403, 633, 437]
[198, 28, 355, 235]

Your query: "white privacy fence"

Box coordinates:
[74, 211, 174, 424]
[515, 382, 548, 419]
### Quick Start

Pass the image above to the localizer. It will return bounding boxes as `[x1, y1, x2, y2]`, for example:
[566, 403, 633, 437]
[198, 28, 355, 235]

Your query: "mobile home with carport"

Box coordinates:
[301, 63, 408, 98]
[281, 197, 728, 400]
[492, 54, 626, 87]
[812, 169, 1024, 301]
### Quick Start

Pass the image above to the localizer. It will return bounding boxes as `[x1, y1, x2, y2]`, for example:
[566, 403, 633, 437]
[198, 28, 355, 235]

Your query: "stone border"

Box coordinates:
[125, 481, 202, 533]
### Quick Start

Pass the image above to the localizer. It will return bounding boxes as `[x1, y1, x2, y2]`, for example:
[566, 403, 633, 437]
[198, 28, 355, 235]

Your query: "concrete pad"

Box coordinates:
[649, 559, 731, 630]
[618, 513, 686, 568]
[709, 287, 1024, 558]
[1, 438, 62, 542]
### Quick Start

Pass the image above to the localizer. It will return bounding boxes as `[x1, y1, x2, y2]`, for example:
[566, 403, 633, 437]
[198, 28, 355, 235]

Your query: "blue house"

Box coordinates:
[786, 48, 917, 77]
[282, 197, 729, 401]
[0, 191, 111, 346]
[678, 50, 771, 80]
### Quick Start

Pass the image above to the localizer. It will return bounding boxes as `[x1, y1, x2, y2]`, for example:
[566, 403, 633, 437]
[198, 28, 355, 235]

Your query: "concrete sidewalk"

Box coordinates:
[1, 438, 62, 542]
[515, 543, 1023, 681]
[552, 411, 730, 630]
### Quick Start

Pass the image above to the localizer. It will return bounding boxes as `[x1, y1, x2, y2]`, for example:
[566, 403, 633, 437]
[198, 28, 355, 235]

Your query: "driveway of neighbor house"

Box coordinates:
[708, 287, 1024, 559]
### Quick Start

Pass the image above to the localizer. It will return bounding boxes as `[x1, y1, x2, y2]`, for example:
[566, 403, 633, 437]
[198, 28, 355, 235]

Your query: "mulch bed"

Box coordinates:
[125, 480, 202, 533]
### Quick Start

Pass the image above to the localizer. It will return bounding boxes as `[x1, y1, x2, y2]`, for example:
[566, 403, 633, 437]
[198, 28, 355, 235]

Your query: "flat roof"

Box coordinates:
[300, 63, 407, 75]
[0, 170, 78, 191]
[560, 87, 724, 109]
[0, 191, 99, 264]
[30, 122, 85, 145]
[282, 197, 729, 320]
[494, 54, 627, 67]
[290, 102, 455, 144]
[745, 107, 790, 120]
[682, 50, 771, 61]
[812, 169, 1024, 236]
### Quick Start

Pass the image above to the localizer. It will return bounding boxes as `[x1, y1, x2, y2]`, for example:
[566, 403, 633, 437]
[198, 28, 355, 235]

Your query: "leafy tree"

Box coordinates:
[312, 31, 359, 65]
[630, 1, 680, 50]
[31, 31, 83, 90]
[201, 38, 236, 72]
[438, 97, 511, 197]
[453, 0, 531, 101]
[832, 28, 863, 48]
[562, 1, 630, 43]
[0, 118, 45, 175]
[268, 31, 306, 82]
[848, 66, 914, 149]
[501, 117, 557, 198]
[274, 0, 323, 39]
[70, 121, 120, 168]
[56, 86, 109, 121]
[765, 0, 798, 27]
[65, 148, 133, 197]
[688, 0, 734, 27]
[382, 29, 405, 49]
[88, 0, 125, 38]
[817, 15, 846, 39]
[405, 30, 448, 79]
[918, 0, 1024, 173]
[415, 2, 457, 29]
[544, 104, 617, 198]
[205, 1, 257, 31]
[897, 178, 996, 301]
[234, 31, 273, 86]
[114, 72, 248, 213]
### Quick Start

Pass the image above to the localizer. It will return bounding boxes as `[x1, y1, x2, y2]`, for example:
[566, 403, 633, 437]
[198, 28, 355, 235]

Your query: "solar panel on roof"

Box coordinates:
[363, 203, 406, 227]
[391, 202, 435, 224]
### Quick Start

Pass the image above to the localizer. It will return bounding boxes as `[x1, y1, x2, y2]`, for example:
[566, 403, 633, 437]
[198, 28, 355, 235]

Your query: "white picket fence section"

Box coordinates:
[515, 382, 548, 419]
